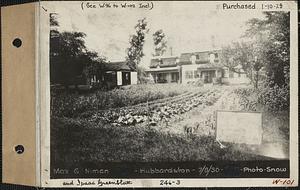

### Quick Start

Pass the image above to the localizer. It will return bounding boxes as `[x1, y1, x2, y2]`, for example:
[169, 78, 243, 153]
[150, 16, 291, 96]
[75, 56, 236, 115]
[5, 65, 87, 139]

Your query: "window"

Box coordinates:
[194, 70, 200, 78]
[191, 55, 196, 64]
[215, 53, 218, 58]
[157, 73, 167, 83]
[209, 53, 215, 63]
[196, 55, 200, 60]
[171, 73, 178, 82]
[185, 71, 193, 79]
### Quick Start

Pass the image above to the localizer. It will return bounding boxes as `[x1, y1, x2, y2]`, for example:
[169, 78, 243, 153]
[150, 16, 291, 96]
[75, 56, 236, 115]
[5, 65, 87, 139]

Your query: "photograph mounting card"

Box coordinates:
[9, 0, 296, 188]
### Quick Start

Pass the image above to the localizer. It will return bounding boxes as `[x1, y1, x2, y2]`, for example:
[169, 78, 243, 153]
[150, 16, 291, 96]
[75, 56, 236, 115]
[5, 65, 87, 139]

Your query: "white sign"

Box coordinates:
[216, 111, 262, 145]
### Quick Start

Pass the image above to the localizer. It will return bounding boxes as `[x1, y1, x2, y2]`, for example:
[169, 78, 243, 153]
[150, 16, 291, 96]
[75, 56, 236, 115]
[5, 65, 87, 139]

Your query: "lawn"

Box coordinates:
[51, 116, 269, 167]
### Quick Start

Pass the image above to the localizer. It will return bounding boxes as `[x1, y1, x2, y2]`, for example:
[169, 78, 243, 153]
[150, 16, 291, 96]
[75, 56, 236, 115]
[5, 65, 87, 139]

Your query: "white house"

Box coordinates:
[146, 50, 250, 85]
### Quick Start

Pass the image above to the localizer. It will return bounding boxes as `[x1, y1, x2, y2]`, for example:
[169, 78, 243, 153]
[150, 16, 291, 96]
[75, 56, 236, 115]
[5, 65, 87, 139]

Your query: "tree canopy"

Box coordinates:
[126, 18, 149, 70]
[152, 29, 167, 56]
[50, 14, 106, 87]
[245, 11, 290, 87]
[220, 11, 290, 88]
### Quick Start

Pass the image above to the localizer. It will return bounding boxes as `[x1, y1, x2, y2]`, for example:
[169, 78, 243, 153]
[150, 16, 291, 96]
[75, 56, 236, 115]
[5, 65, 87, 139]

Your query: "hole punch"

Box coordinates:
[12, 38, 22, 48]
[14, 145, 24, 154]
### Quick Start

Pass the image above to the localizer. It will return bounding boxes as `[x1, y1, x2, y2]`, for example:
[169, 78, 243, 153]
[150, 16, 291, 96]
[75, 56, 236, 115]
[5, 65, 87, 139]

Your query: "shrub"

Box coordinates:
[233, 85, 289, 112]
[195, 78, 204, 86]
[233, 88, 258, 111]
[212, 77, 221, 85]
[258, 84, 289, 112]
[187, 79, 204, 87]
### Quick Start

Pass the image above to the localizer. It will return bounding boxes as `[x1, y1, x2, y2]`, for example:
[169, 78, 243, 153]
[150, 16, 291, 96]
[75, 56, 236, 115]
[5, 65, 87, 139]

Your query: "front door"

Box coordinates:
[203, 70, 215, 83]
[122, 72, 131, 85]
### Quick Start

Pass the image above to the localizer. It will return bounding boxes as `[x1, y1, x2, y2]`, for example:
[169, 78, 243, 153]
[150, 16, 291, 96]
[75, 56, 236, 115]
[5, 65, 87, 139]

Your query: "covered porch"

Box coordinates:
[197, 68, 223, 84]
[146, 67, 180, 83]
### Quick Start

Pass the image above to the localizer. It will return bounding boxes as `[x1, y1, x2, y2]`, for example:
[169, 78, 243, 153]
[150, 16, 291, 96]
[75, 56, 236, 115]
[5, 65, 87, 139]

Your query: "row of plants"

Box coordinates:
[51, 84, 199, 117]
[84, 88, 223, 126]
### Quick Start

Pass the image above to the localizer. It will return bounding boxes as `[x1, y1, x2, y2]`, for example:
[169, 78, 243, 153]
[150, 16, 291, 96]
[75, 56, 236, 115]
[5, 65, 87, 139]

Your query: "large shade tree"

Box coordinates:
[244, 11, 290, 87]
[50, 13, 106, 88]
[220, 41, 263, 88]
[220, 12, 289, 89]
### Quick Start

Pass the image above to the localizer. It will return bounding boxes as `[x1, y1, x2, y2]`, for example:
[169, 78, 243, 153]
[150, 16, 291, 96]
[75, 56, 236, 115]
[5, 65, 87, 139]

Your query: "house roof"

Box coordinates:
[150, 50, 222, 68]
[179, 51, 218, 63]
[145, 66, 179, 72]
[150, 57, 178, 68]
[196, 63, 223, 70]
[146, 63, 223, 73]
[104, 61, 133, 71]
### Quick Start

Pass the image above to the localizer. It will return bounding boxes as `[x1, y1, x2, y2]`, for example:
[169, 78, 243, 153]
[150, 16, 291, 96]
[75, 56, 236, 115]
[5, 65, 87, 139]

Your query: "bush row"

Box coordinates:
[234, 84, 289, 112]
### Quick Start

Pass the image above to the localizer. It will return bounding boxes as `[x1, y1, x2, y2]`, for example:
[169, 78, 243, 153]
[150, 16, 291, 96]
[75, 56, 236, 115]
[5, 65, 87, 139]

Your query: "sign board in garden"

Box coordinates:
[216, 111, 262, 145]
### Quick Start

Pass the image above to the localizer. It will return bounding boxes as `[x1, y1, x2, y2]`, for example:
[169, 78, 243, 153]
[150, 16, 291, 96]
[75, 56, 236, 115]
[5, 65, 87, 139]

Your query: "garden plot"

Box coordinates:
[154, 86, 237, 136]
[82, 86, 216, 126]
[51, 85, 280, 163]
[51, 83, 199, 118]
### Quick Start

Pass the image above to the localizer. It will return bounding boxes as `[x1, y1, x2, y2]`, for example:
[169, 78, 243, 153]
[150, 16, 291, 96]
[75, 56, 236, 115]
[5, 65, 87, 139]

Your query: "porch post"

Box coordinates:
[178, 66, 182, 84]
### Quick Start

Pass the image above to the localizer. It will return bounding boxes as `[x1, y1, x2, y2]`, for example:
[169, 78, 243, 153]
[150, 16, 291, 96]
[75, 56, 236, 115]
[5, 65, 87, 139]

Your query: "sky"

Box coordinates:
[45, 1, 265, 68]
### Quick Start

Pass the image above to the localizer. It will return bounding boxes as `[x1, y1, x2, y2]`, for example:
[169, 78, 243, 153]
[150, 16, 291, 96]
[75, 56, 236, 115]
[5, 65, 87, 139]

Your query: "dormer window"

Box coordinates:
[209, 53, 215, 63]
[190, 55, 196, 64]
[157, 59, 162, 68]
[176, 58, 179, 65]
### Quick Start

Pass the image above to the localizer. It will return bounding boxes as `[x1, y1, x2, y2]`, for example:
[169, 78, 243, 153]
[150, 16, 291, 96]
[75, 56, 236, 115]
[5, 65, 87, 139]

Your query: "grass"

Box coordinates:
[51, 117, 270, 168]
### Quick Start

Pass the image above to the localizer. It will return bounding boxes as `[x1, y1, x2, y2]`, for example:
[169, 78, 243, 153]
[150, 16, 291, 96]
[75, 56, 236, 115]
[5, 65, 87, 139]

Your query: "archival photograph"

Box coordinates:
[48, 1, 291, 180]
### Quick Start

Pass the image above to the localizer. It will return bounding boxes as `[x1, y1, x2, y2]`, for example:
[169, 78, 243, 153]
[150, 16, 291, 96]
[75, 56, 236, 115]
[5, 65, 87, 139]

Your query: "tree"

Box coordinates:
[51, 31, 88, 88]
[152, 29, 167, 56]
[220, 41, 262, 87]
[126, 18, 149, 70]
[50, 13, 60, 44]
[82, 51, 107, 85]
[244, 12, 290, 87]
[50, 13, 61, 84]
[50, 13, 59, 27]
[50, 13, 107, 89]
[241, 12, 290, 111]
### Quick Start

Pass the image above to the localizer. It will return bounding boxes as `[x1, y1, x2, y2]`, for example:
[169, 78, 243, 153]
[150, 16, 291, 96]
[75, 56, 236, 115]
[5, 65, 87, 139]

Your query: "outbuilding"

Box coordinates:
[103, 61, 137, 89]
